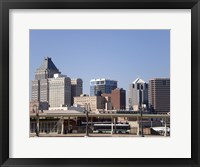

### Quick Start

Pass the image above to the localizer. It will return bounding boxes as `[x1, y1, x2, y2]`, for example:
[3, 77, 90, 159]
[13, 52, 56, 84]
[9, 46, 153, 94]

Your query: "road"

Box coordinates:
[30, 133, 169, 137]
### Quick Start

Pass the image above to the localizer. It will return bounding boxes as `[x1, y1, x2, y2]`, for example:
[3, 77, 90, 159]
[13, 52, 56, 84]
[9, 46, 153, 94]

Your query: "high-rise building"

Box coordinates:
[90, 78, 117, 96]
[71, 78, 83, 105]
[31, 57, 60, 102]
[128, 78, 148, 111]
[49, 74, 71, 107]
[148, 78, 170, 113]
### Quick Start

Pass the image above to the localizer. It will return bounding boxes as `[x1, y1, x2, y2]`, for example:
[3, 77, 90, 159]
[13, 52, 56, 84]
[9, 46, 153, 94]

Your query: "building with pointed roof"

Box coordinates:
[128, 78, 148, 111]
[35, 57, 60, 80]
[31, 57, 84, 108]
[32, 57, 62, 103]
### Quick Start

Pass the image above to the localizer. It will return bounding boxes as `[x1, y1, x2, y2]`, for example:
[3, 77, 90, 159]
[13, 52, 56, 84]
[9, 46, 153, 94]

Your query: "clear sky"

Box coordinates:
[30, 30, 170, 95]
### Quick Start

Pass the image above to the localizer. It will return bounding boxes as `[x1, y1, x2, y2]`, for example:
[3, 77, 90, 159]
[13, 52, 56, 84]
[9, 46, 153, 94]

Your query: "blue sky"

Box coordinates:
[30, 30, 170, 95]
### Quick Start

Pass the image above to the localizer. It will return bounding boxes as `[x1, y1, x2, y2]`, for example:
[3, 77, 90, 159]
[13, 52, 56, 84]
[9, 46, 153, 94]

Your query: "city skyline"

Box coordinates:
[30, 30, 170, 96]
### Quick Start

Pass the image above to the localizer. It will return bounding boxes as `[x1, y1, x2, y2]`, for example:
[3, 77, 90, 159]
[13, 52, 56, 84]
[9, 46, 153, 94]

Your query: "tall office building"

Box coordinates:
[90, 78, 117, 96]
[71, 78, 83, 105]
[148, 78, 170, 113]
[48, 74, 71, 107]
[31, 57, 60, 102]
[128, 78, 148, 111]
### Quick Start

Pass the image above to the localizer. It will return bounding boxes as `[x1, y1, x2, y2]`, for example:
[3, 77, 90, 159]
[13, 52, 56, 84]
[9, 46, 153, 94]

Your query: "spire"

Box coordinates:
[35, 57, 61, 80]
[38, 57, 59, 71]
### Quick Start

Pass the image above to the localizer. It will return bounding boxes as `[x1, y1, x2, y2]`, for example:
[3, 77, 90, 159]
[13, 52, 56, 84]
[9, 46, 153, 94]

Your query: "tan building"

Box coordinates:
[74, 94, 104, 112]
[49, 74, 71, 107]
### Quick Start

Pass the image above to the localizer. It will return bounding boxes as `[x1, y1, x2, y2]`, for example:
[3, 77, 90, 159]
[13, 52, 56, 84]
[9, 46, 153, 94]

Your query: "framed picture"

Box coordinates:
[0, 0, 199, 166]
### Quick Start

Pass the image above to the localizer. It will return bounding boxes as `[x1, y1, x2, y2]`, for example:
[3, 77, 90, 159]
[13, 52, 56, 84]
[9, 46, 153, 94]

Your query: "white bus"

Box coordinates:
[93, 123, 130, 134]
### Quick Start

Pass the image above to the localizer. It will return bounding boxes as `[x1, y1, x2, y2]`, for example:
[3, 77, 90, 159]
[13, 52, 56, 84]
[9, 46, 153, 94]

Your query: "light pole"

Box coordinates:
[138, 84, 144, 137]
[85, 103, 89, 137]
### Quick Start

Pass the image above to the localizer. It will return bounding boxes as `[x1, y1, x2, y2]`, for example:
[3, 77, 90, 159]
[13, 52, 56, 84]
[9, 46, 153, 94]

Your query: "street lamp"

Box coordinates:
[138, 83, 145, 137]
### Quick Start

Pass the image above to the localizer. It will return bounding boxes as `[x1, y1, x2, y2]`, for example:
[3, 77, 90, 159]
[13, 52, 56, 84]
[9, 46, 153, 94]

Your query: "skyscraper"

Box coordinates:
[31, 57, 60, 102]
[71, 78, 83, 105]
[148, 78, 170, 113]
[90, 78, 117, 96]
[128, 78, 148, 111]
[49, 74, 71, 107]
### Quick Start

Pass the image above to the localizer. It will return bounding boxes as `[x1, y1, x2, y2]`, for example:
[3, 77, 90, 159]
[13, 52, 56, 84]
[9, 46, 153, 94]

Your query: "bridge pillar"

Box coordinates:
[137, 116, 140, 136]
[114, 117, 116, 133]
[61, 117, 64, 135]
[164, 117, 167, 137]
[68, 117, 70, 132]
[91, 117, 93, 129]
[36, 116, 39, 136]
[111, 116, 113, 135]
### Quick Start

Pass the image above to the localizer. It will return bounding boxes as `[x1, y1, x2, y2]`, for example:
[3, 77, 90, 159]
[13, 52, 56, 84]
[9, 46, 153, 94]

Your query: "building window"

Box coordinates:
[162, 80, 167, 85]
[132, 84, 134, 88]
[137, 83, 140, 90]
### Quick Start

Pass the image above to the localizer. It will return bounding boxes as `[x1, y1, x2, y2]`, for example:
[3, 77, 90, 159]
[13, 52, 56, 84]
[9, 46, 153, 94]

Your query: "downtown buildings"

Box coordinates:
[31, 57, 83, 108]
[31, 57, 61, 102]
[128, 77, 170, 113]
[74, 85, 126, 112]
[31, 58, 124, 112]
[31, 58, 170, 113]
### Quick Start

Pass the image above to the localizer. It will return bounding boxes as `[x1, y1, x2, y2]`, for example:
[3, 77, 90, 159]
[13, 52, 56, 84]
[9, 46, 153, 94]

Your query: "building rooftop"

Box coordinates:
[90, 78, 117, 82]
[132, 78, 145, 84]
[37, 57, 60, 72]
[149, 78, 170, 81]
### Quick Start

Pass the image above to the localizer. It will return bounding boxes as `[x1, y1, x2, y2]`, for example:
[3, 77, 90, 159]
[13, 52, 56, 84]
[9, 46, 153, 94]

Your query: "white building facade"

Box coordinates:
[128, 78, 148, 111]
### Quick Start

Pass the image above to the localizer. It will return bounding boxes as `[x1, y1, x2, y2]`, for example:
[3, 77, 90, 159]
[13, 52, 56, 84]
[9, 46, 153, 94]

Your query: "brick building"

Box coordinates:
[102, 88, 126, 110]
